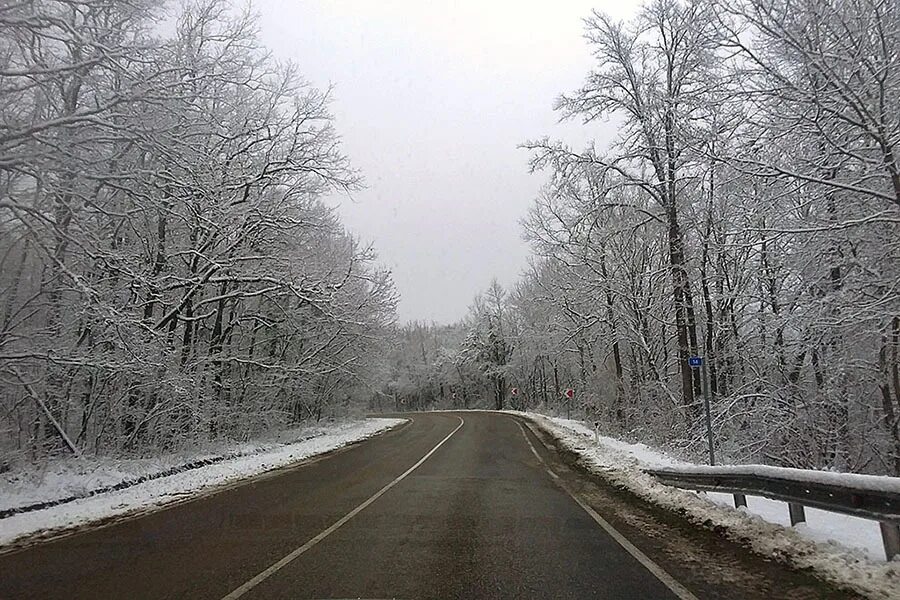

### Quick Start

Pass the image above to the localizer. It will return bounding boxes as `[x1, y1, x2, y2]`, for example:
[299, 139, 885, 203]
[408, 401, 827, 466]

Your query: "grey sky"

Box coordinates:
[253, 1, 639, 323]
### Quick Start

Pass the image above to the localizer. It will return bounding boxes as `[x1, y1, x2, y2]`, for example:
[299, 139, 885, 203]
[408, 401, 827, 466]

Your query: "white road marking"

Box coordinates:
[516, 420, 700, 600]
[220, 416, 465, 600]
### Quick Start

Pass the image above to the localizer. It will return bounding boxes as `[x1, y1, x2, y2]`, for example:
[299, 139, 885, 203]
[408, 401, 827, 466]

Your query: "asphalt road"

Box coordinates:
[0, 412, 858, 599]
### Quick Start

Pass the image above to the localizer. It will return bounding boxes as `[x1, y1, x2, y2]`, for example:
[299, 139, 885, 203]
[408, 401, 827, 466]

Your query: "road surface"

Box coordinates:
[0, 411, 857, 599]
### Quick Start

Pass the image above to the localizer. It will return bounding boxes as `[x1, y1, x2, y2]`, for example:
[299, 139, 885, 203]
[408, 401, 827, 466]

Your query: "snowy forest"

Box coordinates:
[0, 0, 397, 464]
[384, 0, 900, 476]
[2, 0, 899, 481]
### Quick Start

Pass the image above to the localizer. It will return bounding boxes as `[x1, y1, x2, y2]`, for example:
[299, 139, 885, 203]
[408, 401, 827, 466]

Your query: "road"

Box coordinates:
[0, 411, 857, 599]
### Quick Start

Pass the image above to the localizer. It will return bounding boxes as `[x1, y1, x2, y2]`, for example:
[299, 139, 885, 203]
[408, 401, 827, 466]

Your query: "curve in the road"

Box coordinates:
[0, 411, 862, 600]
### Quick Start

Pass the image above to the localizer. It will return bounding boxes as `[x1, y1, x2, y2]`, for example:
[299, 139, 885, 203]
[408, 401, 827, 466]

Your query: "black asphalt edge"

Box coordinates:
[0, 419, 407, 520]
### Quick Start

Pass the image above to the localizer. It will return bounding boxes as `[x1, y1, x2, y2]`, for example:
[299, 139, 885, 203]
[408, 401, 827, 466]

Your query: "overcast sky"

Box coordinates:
[253, 0, 640, 323]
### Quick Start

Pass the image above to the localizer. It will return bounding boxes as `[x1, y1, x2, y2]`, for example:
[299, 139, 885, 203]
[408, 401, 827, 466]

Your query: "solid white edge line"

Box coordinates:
[516, 420, 699, 600]
[220, 416, 465, 600]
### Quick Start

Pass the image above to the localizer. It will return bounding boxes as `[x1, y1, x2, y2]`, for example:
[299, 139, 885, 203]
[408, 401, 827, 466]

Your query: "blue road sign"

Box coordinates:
[688, 356, 703, 367]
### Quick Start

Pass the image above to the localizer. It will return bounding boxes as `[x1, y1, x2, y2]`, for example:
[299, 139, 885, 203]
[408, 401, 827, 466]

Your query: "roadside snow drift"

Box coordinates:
[0, 418, 405, 549]
[524, 413, 900, 600]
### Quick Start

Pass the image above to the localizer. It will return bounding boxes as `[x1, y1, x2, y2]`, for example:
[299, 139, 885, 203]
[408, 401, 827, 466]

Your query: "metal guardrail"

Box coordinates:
[646, 467, 900, 560]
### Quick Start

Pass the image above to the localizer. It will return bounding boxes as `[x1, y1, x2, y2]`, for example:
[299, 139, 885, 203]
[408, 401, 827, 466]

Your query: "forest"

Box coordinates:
[0, 0, 397, 463]
[383, 0, 900, 476]
[1, 0, 898, 480]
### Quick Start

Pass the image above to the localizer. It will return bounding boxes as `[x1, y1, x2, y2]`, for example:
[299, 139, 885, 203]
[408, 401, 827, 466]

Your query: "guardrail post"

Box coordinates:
[880, 522, 900, 560]
[645, 467, 900, 550]
[788, 502, 806, 525]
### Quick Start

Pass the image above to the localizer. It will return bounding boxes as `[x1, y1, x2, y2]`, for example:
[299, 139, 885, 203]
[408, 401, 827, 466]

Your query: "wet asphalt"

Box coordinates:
[0, 411, 859, 599]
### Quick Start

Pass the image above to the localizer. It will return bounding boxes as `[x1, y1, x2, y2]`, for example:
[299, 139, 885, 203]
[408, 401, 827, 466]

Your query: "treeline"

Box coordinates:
[0, 1, 396, 463]
[386, 0, 900, 475]
[379, 283, 514, 413]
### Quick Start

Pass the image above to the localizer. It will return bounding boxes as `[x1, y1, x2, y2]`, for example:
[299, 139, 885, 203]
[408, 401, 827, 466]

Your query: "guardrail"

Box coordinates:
[645, 467, 900, 560]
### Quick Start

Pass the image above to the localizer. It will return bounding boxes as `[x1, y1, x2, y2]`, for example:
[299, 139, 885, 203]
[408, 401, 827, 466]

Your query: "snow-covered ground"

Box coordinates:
[540, 416, 893, 560]
[0, 417, 404, 548]
[525, 413, 900, 600]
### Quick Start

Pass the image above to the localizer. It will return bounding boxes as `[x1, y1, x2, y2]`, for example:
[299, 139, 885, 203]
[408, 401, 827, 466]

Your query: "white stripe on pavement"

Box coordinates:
[220, 416, 465, 600]
[516, 420, 699, 600]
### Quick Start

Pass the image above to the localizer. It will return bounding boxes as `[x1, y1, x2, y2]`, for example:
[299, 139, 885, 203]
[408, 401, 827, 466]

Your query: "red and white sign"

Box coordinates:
[510, 387, 519, 396]
[564, 388, 575, 399]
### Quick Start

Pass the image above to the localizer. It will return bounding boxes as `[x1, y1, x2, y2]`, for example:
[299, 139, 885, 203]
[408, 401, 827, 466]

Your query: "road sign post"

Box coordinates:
[564, 388, 574, 419]
[689, 356, 716, 466]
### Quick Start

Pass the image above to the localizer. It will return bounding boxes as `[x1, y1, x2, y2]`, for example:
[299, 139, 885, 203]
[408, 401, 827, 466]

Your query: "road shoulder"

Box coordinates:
[511, 412, 878, 600]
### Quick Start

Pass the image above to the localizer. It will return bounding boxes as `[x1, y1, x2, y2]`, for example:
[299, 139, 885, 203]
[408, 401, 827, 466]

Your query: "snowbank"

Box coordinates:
[0, 417, 405, 549]
[523, 412, 900, 600]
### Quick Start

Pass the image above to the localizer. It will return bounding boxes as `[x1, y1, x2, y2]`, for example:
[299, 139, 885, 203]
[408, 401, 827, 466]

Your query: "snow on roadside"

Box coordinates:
[544, 417, 690, 469]
[523, 412, 900, 600]
[1, 419, 394, 514]
[0, 418, 405, 549]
